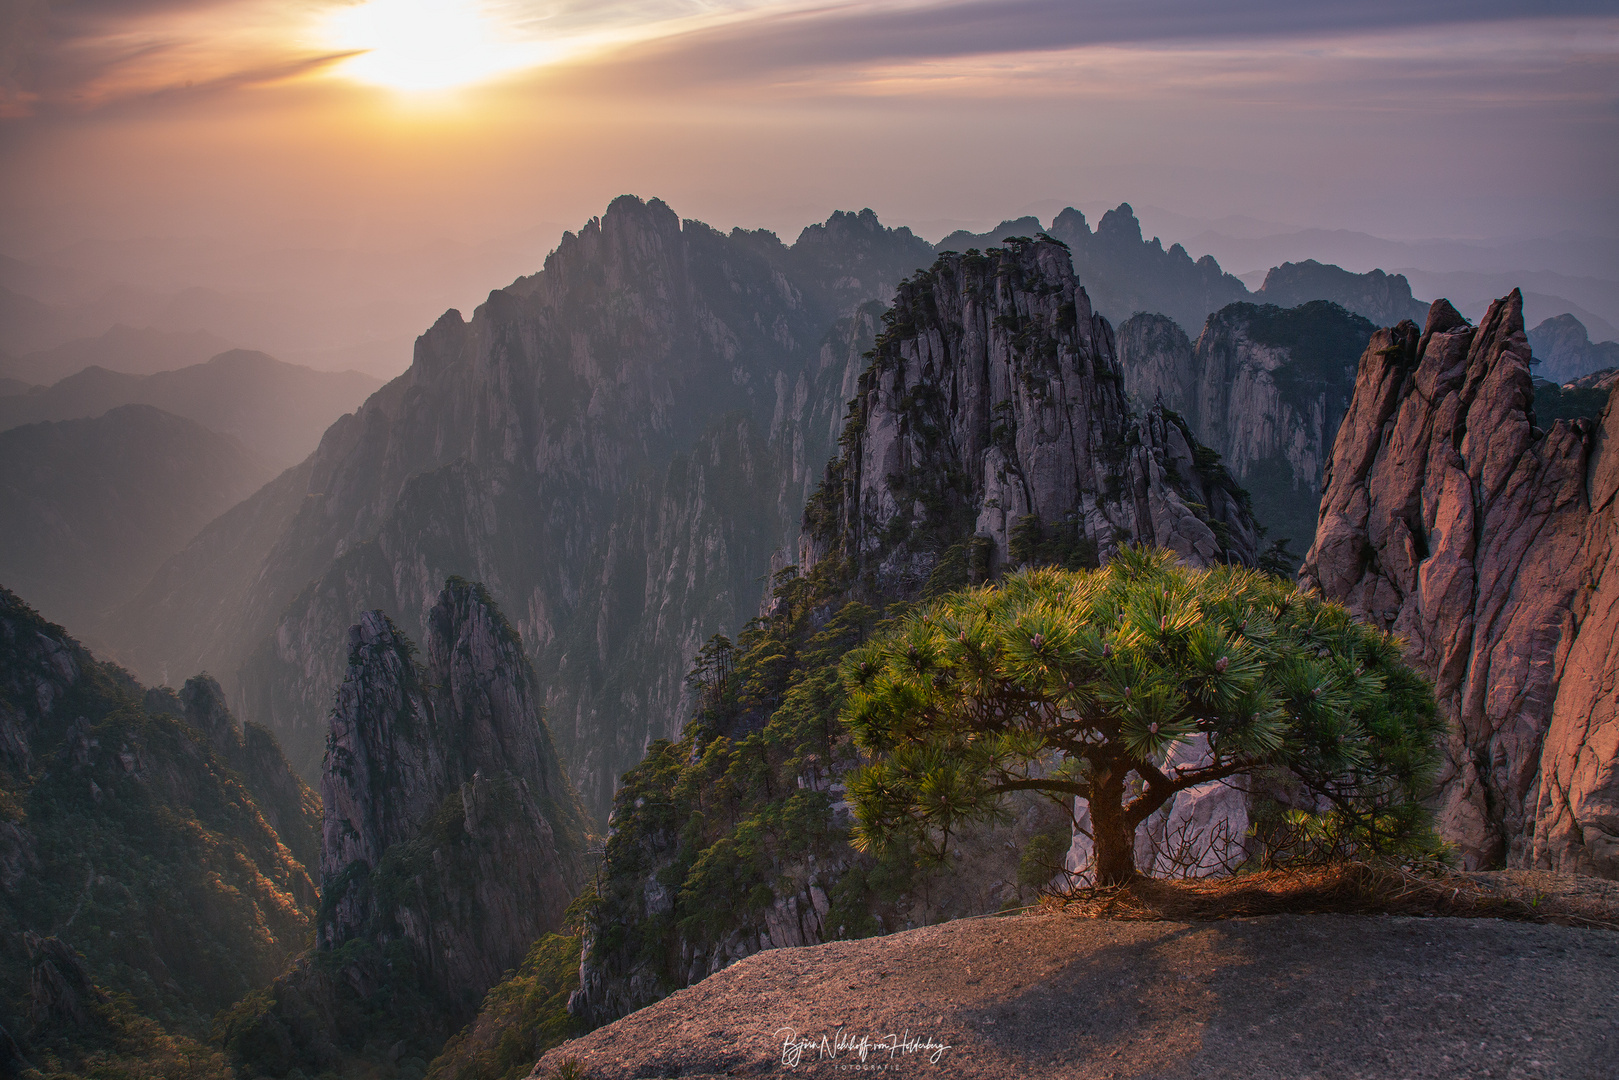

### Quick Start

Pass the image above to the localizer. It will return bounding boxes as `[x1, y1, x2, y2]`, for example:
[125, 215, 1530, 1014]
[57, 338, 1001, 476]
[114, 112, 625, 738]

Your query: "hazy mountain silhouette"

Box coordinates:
[1, 324, 235, 385]
[0, 350, 381, 468]
[1527, 314, 1619, 383]
[0, 404, 273, 650]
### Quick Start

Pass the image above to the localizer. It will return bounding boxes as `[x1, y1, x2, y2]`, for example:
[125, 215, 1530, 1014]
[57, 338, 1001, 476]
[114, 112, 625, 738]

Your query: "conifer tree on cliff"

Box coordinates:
[839, 548, 1442, 885]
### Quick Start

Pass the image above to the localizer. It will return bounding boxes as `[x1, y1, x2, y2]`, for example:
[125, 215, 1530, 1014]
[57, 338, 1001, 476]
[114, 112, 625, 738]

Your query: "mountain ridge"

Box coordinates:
[0, 349, 381, 468]
[0, 404, 275, 648]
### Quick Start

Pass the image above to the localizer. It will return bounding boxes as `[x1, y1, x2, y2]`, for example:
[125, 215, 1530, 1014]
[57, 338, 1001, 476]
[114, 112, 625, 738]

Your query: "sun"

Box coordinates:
[320, 0, 553, 93]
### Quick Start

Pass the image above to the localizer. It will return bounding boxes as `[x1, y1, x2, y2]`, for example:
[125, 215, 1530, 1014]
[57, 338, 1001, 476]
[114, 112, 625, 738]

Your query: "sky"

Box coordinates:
[0, 1, 1615, 306]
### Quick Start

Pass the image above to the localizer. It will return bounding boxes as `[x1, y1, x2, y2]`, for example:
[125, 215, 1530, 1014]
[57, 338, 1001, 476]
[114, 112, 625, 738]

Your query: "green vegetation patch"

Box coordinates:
[1533, 381, 1610, 426]
[1234, 301, 1374, 408]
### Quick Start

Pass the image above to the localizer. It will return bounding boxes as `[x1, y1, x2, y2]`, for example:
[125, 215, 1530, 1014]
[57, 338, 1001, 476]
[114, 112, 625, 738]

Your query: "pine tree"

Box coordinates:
[838, 547, 1442, 885]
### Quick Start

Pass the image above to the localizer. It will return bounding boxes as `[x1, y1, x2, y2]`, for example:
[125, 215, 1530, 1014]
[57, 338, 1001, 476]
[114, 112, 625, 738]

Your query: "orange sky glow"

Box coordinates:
[1, 1, 1615, 377]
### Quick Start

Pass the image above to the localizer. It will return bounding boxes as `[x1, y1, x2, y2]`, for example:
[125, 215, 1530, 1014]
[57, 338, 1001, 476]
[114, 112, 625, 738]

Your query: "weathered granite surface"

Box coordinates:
[1302, 290, 1619, 876]
[318, 577, 587, 999]
[807, 239, 1259, 583]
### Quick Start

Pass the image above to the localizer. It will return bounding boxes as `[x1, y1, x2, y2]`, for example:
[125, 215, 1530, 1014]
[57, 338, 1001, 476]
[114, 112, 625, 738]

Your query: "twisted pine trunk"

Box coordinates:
[1088, 767, 1138, 885]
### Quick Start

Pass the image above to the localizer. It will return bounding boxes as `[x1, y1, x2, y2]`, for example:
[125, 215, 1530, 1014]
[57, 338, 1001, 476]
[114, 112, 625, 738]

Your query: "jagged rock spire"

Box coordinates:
[1303, 290, 1619, 876]
[318, 577, 586, 1001]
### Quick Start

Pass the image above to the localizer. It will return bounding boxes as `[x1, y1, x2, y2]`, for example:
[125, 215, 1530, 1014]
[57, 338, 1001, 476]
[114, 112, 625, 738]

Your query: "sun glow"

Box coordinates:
[320, 0, 559, 92]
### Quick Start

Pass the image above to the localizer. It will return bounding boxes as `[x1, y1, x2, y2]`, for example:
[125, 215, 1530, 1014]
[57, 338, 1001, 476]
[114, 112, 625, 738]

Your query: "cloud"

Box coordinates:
[561, 0, 1619, 86]
[1, 0, 350, 117]
[5, 0, 1615, 117]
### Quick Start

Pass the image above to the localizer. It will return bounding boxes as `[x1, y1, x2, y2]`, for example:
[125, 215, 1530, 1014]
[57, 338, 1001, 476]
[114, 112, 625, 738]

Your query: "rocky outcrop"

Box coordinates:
[25, 934, 104, 1030]
[1118, 302, 1374, 557]
[1302, 291, 1619, 877]
[219, 579, 588, 1076]
[539, 909, 1619, 1080]
[1256, 260, 1429, 327]
[1565, 369, 1619, 392]
[807, 239, 1260, 582]
[108, 197, 936, 822]
[318, 578, 586, 998]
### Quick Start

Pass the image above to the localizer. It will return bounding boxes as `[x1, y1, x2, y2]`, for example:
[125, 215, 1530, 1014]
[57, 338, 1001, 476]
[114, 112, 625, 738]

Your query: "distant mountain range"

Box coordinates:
[0, 324, 235, 385]
[1166, 224, 1619, 301]
[0, 228, 567, 378]
[0, 405, 274, 650]
[1397, 269, 1619, 342]
[936, 204, 1249, 334]
[0, 349, 381, 468]
[939, 207, 1429, 335]
[942, 206, 1618, 347]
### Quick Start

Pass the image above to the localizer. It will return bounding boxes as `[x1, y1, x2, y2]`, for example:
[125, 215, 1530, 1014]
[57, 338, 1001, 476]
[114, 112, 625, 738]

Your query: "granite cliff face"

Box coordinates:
[108, 198, 930, 821]
[1118, 302, 1374, 558]
[217, 579, 587, 1076]
[1302, 290, 1619, 877]
[318, 578, 586, 992]
[806, 240, 1260, 580]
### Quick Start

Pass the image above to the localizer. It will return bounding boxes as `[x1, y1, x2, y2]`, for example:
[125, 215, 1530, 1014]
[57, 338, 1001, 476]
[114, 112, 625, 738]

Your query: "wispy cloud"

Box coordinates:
[6, 0, 1615, 116]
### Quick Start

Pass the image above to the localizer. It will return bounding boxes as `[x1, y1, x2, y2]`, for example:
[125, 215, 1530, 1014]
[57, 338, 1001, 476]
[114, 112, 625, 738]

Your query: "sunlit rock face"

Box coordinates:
[805, 239, 1260, 586]
[1302, 291, 1619, 877]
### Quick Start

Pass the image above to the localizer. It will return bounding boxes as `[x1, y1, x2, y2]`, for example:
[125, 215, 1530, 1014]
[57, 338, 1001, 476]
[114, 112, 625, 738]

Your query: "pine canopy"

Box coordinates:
[837, 547, 1442, 883]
